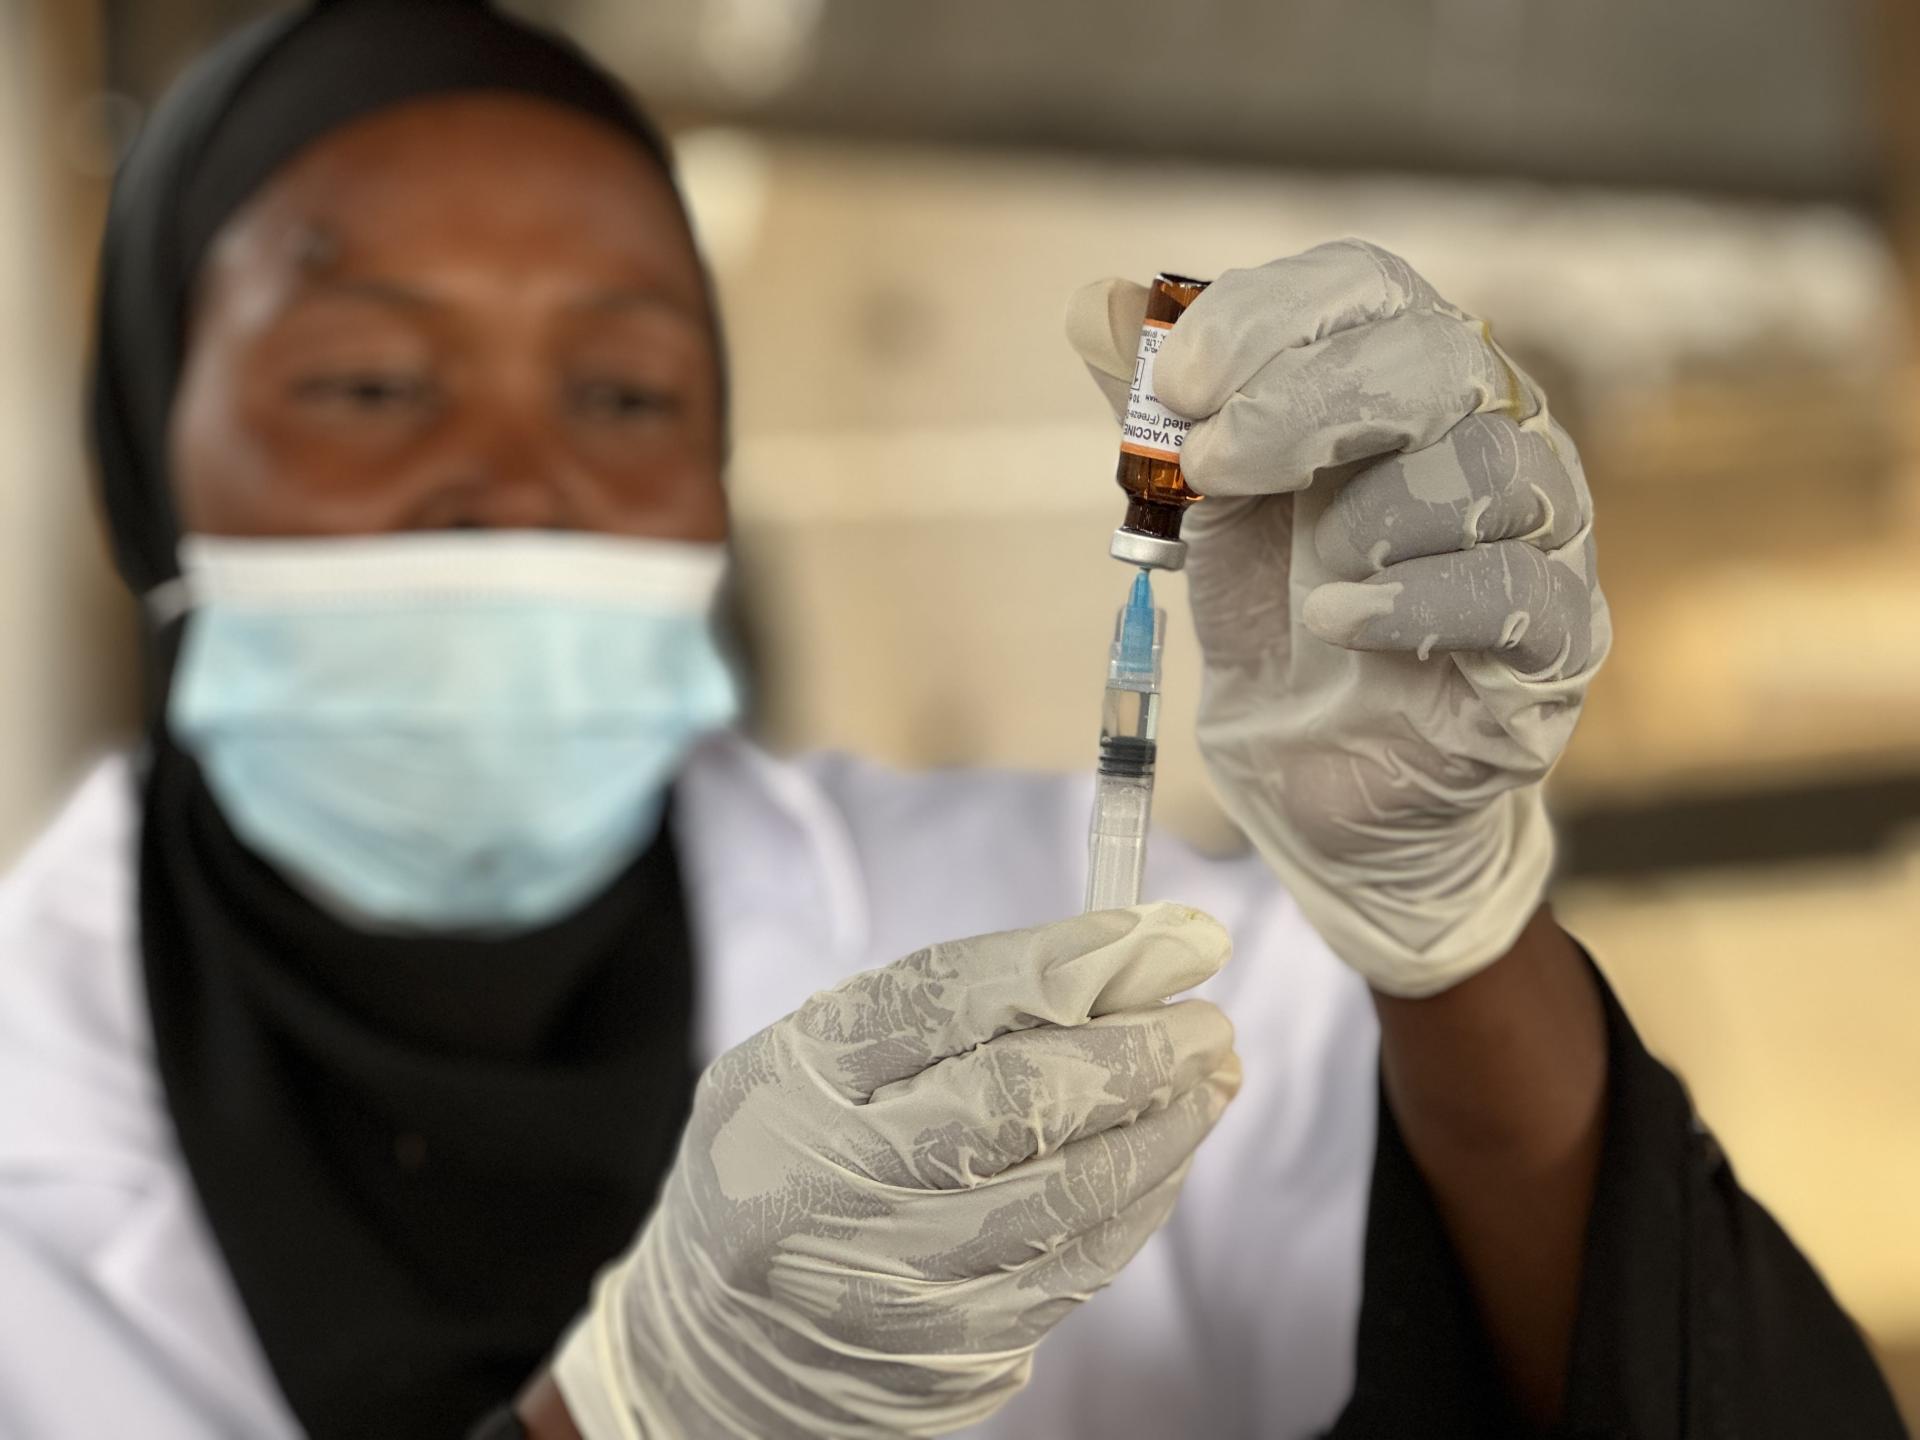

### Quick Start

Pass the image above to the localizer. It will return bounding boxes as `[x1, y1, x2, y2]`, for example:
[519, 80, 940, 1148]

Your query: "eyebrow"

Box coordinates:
[296, 276, 443, 311]
[571, 287, 706, 324]
[288, 278, 704, 326]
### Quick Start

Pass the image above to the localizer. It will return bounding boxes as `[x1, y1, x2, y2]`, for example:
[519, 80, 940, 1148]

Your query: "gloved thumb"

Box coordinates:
[1064, 276, 1150, 422]
[788, 902, 1233, 1102]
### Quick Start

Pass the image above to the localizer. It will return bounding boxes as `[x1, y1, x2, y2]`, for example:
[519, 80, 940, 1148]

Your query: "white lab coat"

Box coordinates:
[0, 733, 1378, 1439]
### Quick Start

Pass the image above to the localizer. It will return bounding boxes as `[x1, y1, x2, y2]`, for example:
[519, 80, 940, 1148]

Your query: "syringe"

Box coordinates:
[1084, 569, 1164, 912]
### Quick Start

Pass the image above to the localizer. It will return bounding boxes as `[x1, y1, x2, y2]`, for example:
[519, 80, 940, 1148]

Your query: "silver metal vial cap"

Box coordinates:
[1109, 528, 1187, 572]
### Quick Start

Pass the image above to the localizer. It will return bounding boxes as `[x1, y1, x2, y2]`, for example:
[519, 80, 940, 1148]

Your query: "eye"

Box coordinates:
[568, 377, 683, 422]
[291, 371, 439, 413]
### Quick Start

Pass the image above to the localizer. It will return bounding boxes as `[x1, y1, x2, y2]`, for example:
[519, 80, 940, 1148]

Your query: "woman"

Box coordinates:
[0, 2, 1902, 1437]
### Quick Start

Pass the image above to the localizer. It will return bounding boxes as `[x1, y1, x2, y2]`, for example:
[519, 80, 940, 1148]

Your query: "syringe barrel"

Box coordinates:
[1084, 578, 1164, 913]
[1085, 773, 1153, 911]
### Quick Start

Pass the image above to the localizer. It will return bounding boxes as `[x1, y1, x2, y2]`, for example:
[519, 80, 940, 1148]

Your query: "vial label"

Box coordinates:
[1120, 318, 1198, 463]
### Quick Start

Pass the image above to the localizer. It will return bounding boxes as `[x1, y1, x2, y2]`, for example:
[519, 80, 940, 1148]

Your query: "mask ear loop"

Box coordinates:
[139, 570, 199, 739]
[146, 574, 196, 628]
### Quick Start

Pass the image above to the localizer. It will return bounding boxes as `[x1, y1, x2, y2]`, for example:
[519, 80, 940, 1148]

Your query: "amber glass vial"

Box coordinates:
[1111, 272, 1211, 570]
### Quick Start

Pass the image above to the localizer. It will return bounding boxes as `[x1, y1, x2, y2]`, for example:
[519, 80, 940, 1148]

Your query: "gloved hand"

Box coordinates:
[554, 902, 1241, 1438]
[1066, 240, 1609, 997]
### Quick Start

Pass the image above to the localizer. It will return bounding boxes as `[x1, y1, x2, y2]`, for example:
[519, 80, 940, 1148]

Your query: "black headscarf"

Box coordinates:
[90, 3, 704, 1433]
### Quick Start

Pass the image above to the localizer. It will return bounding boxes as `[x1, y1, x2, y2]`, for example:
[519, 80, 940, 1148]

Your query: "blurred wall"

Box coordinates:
[0, 0, 52, 858]
[0, 0, 90, 862]
[557, 0, 1878, 197]
[686, 135, 1917, 837]
[0, 0, 140, 870]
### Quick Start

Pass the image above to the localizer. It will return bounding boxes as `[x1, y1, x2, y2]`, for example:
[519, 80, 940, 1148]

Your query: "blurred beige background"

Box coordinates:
[5, 0, 1919, 1420]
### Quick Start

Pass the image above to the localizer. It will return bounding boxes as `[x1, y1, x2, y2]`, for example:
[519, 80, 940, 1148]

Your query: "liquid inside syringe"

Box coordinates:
[1085, 570, 1164, 912]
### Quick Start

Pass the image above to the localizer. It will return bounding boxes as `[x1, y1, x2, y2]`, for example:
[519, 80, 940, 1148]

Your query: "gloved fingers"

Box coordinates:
[971, 1164, 1192, 1351]
[1183, 494, 1295, 670]
[1313, 413, 1588, 580]
[1300, 537, 1596, 676]
[1063, 276, 1150, 422]
[858, 1001, 1237, 1188]
[1152, 239, 1456, 419]
[910, 1053, 1240, 1278]
[771, 1166, 1194, 1359]
[791, 903, 1231, 1100]
[1176, 309, 1541, 499]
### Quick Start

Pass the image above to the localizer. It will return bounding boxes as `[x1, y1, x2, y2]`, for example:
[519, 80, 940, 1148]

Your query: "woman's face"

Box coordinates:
[169, 93, 726, 541]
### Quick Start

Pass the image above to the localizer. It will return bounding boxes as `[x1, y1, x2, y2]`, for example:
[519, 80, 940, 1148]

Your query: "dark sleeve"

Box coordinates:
[1329, 959, 1909, 1440]
[467, 1407, 529, 1440]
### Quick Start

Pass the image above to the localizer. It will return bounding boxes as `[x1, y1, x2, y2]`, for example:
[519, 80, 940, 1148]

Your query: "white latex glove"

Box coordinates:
[1066, 240, 1609, 997]
[554, 902, 1242, 1438]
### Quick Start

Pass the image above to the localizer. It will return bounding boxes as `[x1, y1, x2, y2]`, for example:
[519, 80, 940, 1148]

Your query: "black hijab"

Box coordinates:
[91, 3, 704, 1433]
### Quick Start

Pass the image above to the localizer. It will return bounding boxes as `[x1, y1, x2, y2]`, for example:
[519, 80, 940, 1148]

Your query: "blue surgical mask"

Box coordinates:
[158, 530, 741, 934]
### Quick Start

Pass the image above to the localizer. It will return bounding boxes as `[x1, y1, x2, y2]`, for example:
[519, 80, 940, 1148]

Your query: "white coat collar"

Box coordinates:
[50, 734, 870, 1431]
[672, 731, 874, 1059]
